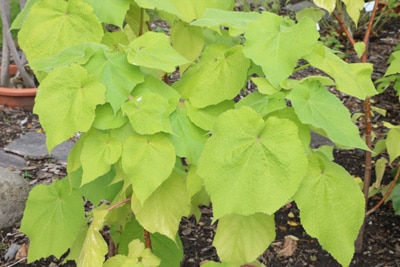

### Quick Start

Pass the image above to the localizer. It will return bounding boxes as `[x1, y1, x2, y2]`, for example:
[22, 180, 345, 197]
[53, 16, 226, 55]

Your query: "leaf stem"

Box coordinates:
[139, 8, 144, 37]
[366, 165, 400, 216]
[107, 197, 131, 211]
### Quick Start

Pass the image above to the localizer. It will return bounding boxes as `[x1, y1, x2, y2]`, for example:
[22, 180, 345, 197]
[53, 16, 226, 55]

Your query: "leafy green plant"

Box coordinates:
[15, 0, 399, 266]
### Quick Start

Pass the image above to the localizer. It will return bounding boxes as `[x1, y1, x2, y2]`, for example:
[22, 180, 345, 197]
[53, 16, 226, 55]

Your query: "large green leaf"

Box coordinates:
[171, 22, 204, 70]
[84, 50, 144, 112]
[191, 9, 261, 36]
[29, 43, 106, 73]
[304, 43, 377, 99]
[294, 152, 365, 267]
[342, 0, 364, 24]
[385, 51, 400, 76]
[186, 100, 234, 131]
[77, 209, 108, 267]
[122, 133, 175, 204]
[122, 92, 173, 135]
[104, 239, 160, 267]
[131, 172, 191, 240]
[286, 79, 369, 150]
[34, 64, 106, 150]
[313, 0, 335, 13]
[84, 0, 132, 27]
[80, 130, 122, 185]
[386, 126, 400, 163]
[169, 106, 209, 164]
[214, 213, 275, 265]
[235, 92, 287, 117]
[174, 44, 250, 108]
[243, 13, 319, 87]
[93, 104, 129, 130]
[126, 31, 190, 72]
[197, 107, 308, 218]
[21, 178, 84, 262]
[132, 75, 180, 113]
[134, 0, 234, 22]
[19, 0, 103, 62]
[119, 218, 184, 267]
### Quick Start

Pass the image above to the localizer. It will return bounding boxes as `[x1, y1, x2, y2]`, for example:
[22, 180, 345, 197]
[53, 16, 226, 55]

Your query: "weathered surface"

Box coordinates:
[0, 167, 30, 229]
[4, 131, 74, 164]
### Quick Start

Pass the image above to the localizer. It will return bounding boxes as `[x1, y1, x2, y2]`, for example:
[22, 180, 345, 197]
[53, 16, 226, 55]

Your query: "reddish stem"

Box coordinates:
[107, 197, 131, 211]
[144, 229, 153, 251]
[366, 166, 400, 216]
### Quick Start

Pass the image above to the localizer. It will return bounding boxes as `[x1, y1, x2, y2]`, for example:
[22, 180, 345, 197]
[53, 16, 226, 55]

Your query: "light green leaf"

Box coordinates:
[122, 93, 173, 135]
[84, 50, 144, 112]
[11, 0, 40, 30]
[93, 104, 129, 130]
[102, 31, 130, 51]
[175, 44, 250, 108]
[169, 106, 209, 164]
[29, 43, 106, 73]
[294, 152, 365, 267]
[286, 80, 369, 150]
[125, 2, 150, 38]
[84, 0, 132, 27]
[134, 0, 234, 23]
[186, 101, 234, 131]
[387, 127, 400, 163]
[342, 0, 364, 24]
[131, 172, 191, 240]
[19, 0, 103, 61]
[304, 43, 377, 99]
[21, 178, 84, 262]
[171, 22, 204, 71]
[119, 218, 184, 267]
[77, 209, 108, 267]
[197, 107, 307, 218]
[132, 75, 180, 113]
[354, 41, 366, 58]
[243, 13, 319, 87]
[80, 130, 122, 185]
[126, 31, 190, 72]
[191, 9, 261, 36]
[313, 0, 335, 13]
[235, 92, 287, 117]
[33, 64, 106, 150]
[296, 8, 325, 23]
[122, 133, 175, 204]
[79, 168, 123, 205]
[214, 213, 275, 266]
[391, 183, 400, 215]
[385, 51, 400, 76]
[251, 77, 280, 95]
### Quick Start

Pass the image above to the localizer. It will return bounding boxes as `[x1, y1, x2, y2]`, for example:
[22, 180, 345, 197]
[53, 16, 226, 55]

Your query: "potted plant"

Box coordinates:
[0, 0, 36, 110]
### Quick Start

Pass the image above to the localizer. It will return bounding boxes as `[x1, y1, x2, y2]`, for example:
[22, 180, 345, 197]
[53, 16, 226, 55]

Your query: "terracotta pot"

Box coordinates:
[0, 65, 37, 110]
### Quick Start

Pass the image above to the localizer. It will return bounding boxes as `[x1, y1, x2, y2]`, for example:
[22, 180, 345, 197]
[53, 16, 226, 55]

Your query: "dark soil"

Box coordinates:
[1, 13, 400, 267]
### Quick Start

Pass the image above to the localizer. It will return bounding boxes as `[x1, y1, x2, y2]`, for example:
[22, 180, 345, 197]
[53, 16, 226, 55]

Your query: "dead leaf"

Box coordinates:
[15, 243, 28, 260]
[277, 235, 298, 257]
[287, 220, 299, 227]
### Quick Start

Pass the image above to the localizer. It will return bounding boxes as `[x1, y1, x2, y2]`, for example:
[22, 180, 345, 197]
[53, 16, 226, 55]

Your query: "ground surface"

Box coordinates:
[0, 10, 400, 267]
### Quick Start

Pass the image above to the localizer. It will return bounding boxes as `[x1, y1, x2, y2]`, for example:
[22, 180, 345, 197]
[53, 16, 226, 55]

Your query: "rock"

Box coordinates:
[0, 167, 30, 229]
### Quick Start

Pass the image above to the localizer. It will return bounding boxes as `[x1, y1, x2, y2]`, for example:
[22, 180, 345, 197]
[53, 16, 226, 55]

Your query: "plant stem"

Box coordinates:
[139, 8, 144, 37]
[1, 0, 10, 87]
[107, 197, 131, 211]
[366, 165, 400, 216]
[333, 0, 380, 253]
[144, 229, 153, 251]
[356, 0, 380, 253]
[0, 0, 35, 88]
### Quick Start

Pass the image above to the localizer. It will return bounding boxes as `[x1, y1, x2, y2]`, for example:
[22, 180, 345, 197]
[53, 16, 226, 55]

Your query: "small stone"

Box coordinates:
[0, 167, 30, 229]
